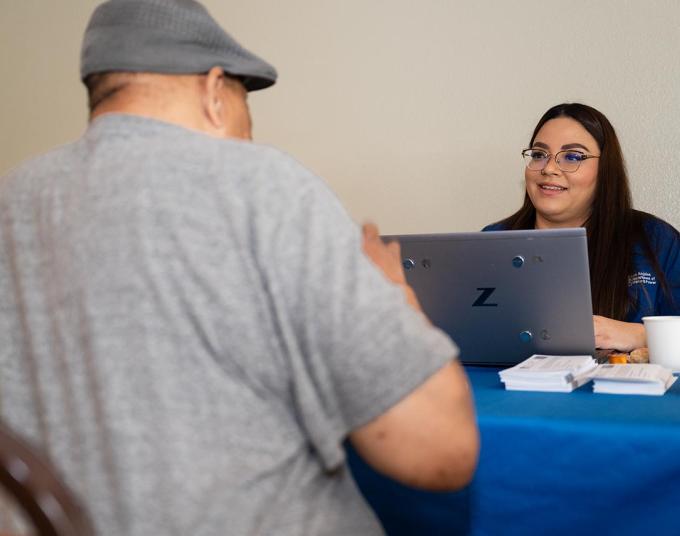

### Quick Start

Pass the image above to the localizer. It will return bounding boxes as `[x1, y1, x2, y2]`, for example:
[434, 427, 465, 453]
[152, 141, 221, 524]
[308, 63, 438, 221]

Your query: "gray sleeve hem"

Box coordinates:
[347, 346, 457, 432]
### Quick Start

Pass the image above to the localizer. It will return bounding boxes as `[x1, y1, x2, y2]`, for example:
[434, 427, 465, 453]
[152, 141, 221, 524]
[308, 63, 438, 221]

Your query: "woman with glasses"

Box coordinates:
[484, 102, 680, 351]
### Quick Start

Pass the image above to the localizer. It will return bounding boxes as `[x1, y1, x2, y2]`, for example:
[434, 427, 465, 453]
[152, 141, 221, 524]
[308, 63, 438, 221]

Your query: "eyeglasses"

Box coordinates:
[521, 148, 600, 173]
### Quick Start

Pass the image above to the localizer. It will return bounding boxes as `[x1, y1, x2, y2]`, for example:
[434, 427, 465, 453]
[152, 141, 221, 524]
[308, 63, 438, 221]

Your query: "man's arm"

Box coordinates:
[349, 359, 478, 490]
[352, 224, 479, 490]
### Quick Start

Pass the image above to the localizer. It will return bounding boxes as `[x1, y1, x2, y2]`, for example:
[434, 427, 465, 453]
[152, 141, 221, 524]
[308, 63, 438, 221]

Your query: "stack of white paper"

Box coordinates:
[499, 354, 598, 392]
[591, 364, 677, 395]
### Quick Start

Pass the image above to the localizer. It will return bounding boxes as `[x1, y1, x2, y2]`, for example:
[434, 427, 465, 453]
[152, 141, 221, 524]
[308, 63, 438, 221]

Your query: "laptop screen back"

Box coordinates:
[385, 228, 596, 367]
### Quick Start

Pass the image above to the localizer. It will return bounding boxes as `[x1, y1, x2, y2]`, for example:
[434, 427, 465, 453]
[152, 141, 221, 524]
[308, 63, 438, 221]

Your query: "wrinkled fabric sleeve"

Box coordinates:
[248, 152, 458, 471]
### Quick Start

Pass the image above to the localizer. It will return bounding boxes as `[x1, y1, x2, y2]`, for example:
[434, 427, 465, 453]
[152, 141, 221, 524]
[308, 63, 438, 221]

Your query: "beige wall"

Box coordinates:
[2, 0, 679, 233]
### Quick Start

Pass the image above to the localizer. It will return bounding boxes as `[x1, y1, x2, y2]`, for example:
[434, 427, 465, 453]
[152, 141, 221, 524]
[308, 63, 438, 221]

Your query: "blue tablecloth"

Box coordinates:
[348, 366, 680, 536]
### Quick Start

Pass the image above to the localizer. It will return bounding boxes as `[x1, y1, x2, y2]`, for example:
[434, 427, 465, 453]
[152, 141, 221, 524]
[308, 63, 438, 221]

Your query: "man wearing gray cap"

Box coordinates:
[0, 0, 478, 534]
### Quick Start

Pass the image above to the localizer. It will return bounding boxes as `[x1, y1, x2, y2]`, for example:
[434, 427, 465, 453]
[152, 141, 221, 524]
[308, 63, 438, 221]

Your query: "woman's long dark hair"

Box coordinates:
[498, 103, 666, 320]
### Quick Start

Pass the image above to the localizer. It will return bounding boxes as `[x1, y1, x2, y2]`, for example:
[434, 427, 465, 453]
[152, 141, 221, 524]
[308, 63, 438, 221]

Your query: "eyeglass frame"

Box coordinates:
[521, 148, 600, 173]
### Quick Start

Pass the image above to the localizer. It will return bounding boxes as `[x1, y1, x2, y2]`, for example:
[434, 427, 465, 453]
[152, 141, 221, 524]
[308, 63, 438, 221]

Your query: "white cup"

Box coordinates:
[642, 316, 680, 371]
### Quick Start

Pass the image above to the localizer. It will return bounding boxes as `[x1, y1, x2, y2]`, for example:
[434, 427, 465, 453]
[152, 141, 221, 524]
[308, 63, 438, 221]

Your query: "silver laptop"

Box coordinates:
[384, 228, 596, 367]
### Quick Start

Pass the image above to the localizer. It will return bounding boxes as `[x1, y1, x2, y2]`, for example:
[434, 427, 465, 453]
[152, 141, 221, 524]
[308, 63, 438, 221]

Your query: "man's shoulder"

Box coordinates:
[1, 141, 77, 188]
[216, 140, 324, 201]
[227, 140, 311, 178]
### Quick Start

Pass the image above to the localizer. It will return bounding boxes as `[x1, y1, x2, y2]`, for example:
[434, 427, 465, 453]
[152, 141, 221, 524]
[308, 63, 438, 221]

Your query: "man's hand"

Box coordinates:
[361, 222, 421, 311]
[361, 223, 407, 285]
[593, 315, 646, 351]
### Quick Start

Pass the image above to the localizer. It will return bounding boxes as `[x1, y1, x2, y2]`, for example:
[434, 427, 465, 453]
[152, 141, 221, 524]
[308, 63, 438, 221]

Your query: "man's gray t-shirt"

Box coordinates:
[0, 115, 457, 535]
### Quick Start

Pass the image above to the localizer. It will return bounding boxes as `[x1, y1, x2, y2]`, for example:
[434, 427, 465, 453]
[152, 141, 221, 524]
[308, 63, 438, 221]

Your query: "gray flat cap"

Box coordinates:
[81, 0, 277, 91]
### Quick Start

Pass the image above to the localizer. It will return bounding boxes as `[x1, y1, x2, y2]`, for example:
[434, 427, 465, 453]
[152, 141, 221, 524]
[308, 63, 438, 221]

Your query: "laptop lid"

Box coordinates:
[384, 228, 596, 367]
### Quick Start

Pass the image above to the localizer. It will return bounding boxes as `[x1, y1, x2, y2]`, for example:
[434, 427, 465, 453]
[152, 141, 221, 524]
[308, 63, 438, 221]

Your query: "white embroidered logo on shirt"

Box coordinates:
[628, 272, 656, 287]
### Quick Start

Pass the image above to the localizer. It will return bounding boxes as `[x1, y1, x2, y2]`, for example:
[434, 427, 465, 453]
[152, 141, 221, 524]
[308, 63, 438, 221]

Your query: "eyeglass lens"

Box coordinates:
[523, 150, 585, 172]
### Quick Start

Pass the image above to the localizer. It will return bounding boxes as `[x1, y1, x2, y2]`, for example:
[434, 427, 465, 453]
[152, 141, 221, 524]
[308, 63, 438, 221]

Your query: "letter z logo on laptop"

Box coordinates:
[472, 287, 498, 307]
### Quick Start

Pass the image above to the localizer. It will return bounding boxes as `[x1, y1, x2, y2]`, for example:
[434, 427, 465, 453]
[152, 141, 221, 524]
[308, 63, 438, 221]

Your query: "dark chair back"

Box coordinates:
[0, 422, 95, 535]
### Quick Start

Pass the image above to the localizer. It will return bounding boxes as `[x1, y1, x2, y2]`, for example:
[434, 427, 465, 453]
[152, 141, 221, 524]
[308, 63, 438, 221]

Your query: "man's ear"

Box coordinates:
[202, 66, 226, 130]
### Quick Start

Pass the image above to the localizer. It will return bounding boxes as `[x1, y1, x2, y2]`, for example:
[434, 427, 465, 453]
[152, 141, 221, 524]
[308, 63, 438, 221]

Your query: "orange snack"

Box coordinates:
[608, 353, 629, 364]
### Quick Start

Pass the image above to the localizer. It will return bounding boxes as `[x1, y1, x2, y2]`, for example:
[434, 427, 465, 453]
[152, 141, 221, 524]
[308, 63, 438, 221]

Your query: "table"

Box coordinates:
[348, 366, 680, 536]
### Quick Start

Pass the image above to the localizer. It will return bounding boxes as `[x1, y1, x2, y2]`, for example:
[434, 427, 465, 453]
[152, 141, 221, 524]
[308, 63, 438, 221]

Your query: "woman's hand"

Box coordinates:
[593, 315, 646, 351]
